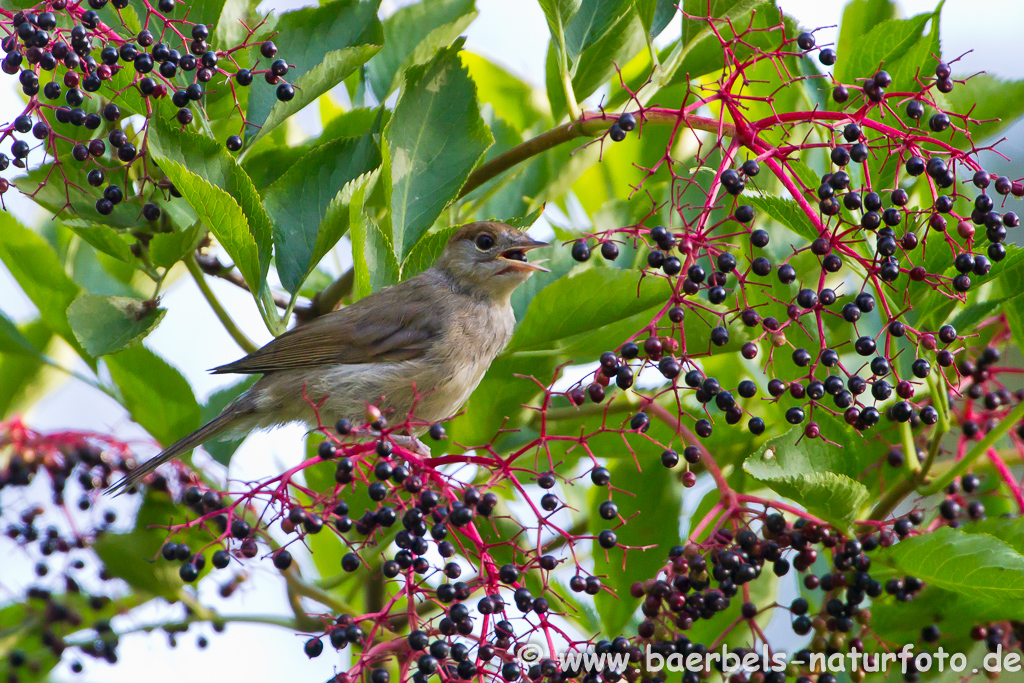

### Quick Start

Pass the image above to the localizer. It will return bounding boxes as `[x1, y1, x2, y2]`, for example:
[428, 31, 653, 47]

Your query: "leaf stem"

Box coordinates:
[919, 399, 1024, 496]
[867, 374, 954, 522]
[185, 254, 259, 354]
[900, 420, 921, 473]
[553, 22, 580, 121]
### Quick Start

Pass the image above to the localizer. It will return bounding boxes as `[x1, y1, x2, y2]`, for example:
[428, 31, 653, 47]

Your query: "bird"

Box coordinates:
[108, 222, 548, 493]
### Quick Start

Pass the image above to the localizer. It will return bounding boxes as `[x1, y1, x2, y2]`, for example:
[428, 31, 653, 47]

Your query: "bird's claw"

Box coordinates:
[389, 434, 432, 457]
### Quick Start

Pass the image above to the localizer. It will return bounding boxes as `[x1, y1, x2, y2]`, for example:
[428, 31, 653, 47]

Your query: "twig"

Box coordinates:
[185, 254, 260, 355]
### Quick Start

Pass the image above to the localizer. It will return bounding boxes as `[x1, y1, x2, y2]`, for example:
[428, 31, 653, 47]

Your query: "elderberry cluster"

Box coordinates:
[565, 36, 1022, 449]
[0, 0, 293, 213]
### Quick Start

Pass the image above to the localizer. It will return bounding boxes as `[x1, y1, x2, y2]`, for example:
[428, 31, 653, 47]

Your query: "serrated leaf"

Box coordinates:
[245, 0, 383, 146]
[834, 12, 930, 88]
[386, 41, 493, 260]
[0, 212, 86, 362]
[944, 74, 1024, 145]
[265, 131, 382, 293]
[669, 0, 770, 85]
[149, 224, 205, 268]
[0, 309, 42, 358]
[149, 119, 273, 296]
[743, 419, 878, 530]
[1004, 293, 1024, 347]
[747, 194, 820, 243]
[157, 160, 265, 296]
[182, 0, 227, 30]
[107, 345, 201, 447]
[64, 221, 135, 263]
[507, 268, 671, 352]
[68, 294, 165, 357]
[366, 0, 477, 101]
[0, 319, 53, 418]
[875, 527, 1024, 605]
[949, 299, 1005, 331]
[884, 3, 941, 92]
[835, 0, 896, 70]
[591, 458, 682, 635]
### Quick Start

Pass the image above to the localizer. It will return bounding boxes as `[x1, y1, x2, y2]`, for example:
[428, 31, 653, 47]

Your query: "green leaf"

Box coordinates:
[366, 0, 477, 100]
[462, 53, 548, 132]
[671, 0, 770, 84]
[743, 419, 876, 530]
[68, 294, 166, 357]
[950, 299, 1005, 332]
[538, 0, 582, 43]
[944, 74, 1024, 144]
[591, 459, 682, 635]
[834, 12, 929, 89]
[243, 107, 385, 192]
[401, 226, 460, 280]
[149, 120, 273, 297]
[0, 591, 147, 682]
[565, 0, 632, 57]
[200, 376, 259, 466]
[0, 212, 85, 360]
[884, 3, 941, 93]
[571, 12, 646, 103]
[149, 224, 205, 269]
[265, 131, 382, 293]
[183, 0, 227, 30]
[746, 194, 820, 243]
[385, 41, 493, 260]
[835, 0, 896, 71]
[875, 526, 1024, 605]
[636, 0, 677, 38]
[350, 173, 401, 298]
[158, 160, 268, 296]
[0, 319, 53, 418]
[245, 0, 384, 146]
[507, 268, 671, 352]
[0, 309, 44, 357]
[64, 221, 135, 263]
[107, 345, 201, 447]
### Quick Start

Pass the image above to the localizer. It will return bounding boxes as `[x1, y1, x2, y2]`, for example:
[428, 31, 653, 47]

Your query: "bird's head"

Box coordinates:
[436, 221, 549, 301]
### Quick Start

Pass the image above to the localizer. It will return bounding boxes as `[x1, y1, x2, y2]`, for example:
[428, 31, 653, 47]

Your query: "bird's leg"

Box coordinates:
[385, 433, 432, 457]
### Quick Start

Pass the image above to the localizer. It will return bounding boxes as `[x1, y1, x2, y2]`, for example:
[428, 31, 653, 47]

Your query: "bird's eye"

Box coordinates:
[474, 233, 495, 251]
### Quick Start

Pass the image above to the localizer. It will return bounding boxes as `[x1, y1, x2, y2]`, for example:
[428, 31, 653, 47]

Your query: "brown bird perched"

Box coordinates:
[109, 222, 548, 493]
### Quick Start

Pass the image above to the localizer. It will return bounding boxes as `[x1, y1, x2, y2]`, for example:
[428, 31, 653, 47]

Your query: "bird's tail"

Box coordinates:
[106, 408, 239, 496]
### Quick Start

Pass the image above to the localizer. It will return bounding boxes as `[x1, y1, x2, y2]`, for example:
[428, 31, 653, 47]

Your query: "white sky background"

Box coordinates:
[0, 1, 1022, 681]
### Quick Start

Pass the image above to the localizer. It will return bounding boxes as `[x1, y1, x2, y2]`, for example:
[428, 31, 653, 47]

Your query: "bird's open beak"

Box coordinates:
[498, 239, 551, 273]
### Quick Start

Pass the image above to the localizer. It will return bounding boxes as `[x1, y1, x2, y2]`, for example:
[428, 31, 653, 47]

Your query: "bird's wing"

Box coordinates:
[211, 276, 444, 374]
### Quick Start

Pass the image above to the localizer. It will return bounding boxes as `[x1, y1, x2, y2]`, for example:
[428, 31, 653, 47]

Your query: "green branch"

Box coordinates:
[919, 399, 1024, 496]
[185, 254, 259, 355]
[867, 374, 953, 522]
